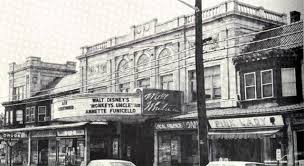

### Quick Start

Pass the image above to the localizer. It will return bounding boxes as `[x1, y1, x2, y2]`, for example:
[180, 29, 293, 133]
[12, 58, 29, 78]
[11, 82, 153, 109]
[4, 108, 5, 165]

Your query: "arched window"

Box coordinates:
[137, 54, 150, 88]
[158, 48, 174, 90]
[117, 59, 130, 92]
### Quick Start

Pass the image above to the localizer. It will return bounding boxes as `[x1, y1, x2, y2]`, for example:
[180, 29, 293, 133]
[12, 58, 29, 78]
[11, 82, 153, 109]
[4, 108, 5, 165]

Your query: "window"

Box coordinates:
[38, 106, 47, 122]
[244, 72, 256, 100]
[10, 111, 13, 125]
[205, 66, 221, 100]
[117, 59, 130, 92]
[189, 71, 197, 102]
[16, 110, 23, 124]
[137, 78, 150, 88]
[261, 69, 273, 98]
[30, 106, 35, 122]
[281, 68, 297, 96]
[189, 66, 221, 101]
[5, 111, 9, 125]
[119, 83, 130, 93]
[26, 107, 30, 122]
[13, 86, 24, 100]
[161, 74, 173, 90]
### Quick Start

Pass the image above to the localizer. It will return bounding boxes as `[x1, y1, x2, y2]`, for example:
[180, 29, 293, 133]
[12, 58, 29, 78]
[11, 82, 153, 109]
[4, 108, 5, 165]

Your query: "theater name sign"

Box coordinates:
[53, 89, 182, 120]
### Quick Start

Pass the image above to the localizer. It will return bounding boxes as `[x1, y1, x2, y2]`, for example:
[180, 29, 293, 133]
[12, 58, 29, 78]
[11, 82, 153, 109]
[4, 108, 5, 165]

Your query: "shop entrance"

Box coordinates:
[38, 140, 48, 166]
[158, 131, 198, 166]
[90, 137, 112, 160]
[297, 131, 304, 160]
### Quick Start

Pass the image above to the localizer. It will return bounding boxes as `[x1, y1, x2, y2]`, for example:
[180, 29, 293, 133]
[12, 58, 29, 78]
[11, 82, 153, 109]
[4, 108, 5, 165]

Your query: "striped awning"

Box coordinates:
[208, 129, 280, 139]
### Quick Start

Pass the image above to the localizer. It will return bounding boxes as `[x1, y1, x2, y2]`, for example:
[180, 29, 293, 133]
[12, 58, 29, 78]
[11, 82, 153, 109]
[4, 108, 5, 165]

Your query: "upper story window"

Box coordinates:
[25, 107, 30, 123]
[119, 83, 130, 93]
[26, 106, 35, 123]
[189, 65, 221, 102]
[38, 106, 47, 122]
[205, 65, 221, 100]
[158, 48, 172, 72]
[5, 111, 9, 125]
[137, 78, 150, 88]
[161, 74, 173, 90]
[281, 68, 297, 96]
[16, 110, 23, 124]
[117, 59, 130, 92]
[261, 69, 273, 98]
[13, 86, 24, 100]
[10, 111, 13, 125]
[244, 72, 256, 100]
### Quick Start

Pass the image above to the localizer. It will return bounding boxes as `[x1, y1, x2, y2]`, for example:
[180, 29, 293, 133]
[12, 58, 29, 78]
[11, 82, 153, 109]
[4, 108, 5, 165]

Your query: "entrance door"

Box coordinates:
[38, 140, 48, 166]
[297, 131, 304, 160]
[90, 137, 111, 160]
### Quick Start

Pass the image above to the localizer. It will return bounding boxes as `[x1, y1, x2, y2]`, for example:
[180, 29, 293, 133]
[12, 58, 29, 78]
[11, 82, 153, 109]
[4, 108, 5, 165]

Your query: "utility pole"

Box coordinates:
[194, 0, 209, 165]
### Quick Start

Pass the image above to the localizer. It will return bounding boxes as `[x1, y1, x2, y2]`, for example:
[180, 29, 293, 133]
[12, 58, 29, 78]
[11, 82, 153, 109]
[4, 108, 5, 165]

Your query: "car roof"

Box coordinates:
[89, 160, 134, 163]
[208, 161, 264, 165]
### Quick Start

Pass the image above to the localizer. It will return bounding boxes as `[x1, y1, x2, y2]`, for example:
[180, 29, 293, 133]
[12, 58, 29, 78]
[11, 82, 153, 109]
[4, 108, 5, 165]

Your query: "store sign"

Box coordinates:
[32, 130, 56, 137]
[57, 129, 85, 137]
[53, 93, 142, 120]
[142, 89, 182, 115]
[209, 115, 284, 129]
[0, 132, 27, 139]
[155, 120, 198, 130]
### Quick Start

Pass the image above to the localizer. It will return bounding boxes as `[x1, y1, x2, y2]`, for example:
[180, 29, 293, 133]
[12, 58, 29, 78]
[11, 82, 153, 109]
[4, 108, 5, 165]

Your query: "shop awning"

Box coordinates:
[208, 129, 280, 139]
[0, 122, 106, 133]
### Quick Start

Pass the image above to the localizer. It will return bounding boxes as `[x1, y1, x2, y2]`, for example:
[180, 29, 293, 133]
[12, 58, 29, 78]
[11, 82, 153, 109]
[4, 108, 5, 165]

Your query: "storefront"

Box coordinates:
[289, 112, 304, 165]
[154, 114, 287, 166]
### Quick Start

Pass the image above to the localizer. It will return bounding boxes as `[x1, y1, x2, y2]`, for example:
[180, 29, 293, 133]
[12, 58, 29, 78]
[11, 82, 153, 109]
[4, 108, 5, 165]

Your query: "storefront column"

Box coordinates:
[84, 126, 89, 165]
[153, 130, 158, 166]
[263, 137, 270, 162]
[27, 132, 31, 166]
[293, 131, 298, 163]
[287, 118, 295, 166]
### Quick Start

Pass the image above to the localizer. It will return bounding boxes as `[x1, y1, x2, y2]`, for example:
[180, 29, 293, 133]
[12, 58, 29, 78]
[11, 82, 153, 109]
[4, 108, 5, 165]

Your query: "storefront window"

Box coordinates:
[31, 140, 38, 165]
[210, 139, 262, 162]
[158, 132, 198, 166]
[12, 140, 28, 165]
[58, 138, 85, 166]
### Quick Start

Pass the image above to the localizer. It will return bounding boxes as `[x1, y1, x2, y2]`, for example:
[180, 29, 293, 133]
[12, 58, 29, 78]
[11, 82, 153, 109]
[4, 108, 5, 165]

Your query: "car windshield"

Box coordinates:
[110, 162, 135, 166]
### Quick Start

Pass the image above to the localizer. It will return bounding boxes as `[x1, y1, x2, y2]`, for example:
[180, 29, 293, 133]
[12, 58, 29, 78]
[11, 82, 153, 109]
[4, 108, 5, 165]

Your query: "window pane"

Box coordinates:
[214, 88, 221, 98]
[245, 74, 255, 86]
[263, 84, 273, 97]
[282, 83, 297, 97]
[282, 68, 296, 83]
[262, 70, 272, 84]
[205, 89, 212, 99]
[246, 87, 255, 99]
[16, 110, 23, 122]
[204, 77, 212, 89]
[282, 68, 296, 97]
[212, 75, 221, 88]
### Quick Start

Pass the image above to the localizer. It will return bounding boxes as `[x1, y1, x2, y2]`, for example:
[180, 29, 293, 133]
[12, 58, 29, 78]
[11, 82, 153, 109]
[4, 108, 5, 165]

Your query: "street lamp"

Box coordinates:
[176, 0, 209, 165]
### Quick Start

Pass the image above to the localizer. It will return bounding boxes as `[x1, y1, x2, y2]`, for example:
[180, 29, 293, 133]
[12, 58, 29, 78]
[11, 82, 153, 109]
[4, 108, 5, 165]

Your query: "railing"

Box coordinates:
[82, 0, 287, 55]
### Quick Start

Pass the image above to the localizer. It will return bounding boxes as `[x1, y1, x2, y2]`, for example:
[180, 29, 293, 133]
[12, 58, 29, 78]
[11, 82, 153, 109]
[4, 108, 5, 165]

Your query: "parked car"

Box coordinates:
[87, 160, 136, 166]
[207, 161, 265, 166]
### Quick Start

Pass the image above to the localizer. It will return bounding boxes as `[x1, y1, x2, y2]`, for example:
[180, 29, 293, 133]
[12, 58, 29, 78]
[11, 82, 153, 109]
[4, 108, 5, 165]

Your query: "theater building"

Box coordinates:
[0, 0, 293, 166]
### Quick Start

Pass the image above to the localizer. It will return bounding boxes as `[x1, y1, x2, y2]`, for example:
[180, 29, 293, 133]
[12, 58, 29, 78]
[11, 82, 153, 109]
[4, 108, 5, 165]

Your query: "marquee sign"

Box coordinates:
[209, 115, 284, 129]
[142, 89, 182, 115]
[53, 93, 142, 120]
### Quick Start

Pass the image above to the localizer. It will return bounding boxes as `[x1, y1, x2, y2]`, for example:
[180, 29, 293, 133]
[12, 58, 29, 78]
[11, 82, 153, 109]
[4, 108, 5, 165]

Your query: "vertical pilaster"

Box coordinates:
[287, 118, 295, 166]
[153, 130, 158, 166]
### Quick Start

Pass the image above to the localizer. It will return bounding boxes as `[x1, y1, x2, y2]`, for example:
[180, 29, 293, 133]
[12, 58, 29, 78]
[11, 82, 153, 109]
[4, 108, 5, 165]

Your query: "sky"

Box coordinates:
[0, 0, 303, 112]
